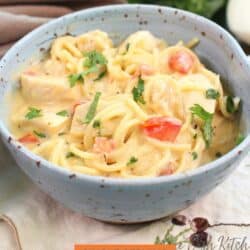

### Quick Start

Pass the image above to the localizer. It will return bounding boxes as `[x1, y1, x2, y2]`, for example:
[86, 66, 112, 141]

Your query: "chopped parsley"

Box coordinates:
[206, 89, 220, 99]
[56, 110, 69, 117]
[58, 132, 66, 136]
[68, 73, 84, 88]
[83, 50, 107, 68]
[66, 152, 75, 158]
[132, 77, 145, 104]
[83, 92, 101, 124]
[191, 152, 198, 160]
[123, 43, 130, 55]
[25, 107, 42, 120]
[68, 51, 108, 86]
[93, 120, 101, 129]
[127, 156, 138, 166]
[190, 104, 213, 148]
[236, 133, 245, 145]
[226, 96, 240, 114]
[94, 69, 107, 81]
[33, 130, 46, 138]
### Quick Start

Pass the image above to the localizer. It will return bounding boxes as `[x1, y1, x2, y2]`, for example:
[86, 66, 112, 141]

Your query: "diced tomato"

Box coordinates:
[159, 163, 175, 176]
[142, 117, 182, 142]
[168, 50, 194, 74]
[93, 137, 116, 154]
[18, 133, 39, 143]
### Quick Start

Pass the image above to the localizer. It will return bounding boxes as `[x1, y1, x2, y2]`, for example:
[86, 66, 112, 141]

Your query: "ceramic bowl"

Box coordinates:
[0, 4, 250, 223]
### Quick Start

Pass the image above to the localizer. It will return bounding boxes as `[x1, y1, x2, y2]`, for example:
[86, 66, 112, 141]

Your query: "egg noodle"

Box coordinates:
[10, 30, 240, 178]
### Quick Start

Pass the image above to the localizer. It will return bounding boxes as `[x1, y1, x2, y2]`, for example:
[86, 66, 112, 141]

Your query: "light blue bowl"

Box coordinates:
[0, 4, 250, 223]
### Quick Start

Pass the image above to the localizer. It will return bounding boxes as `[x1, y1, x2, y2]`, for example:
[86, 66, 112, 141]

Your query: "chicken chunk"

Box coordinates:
[20, 73, 82, 105]
[12, 107, 70, 136]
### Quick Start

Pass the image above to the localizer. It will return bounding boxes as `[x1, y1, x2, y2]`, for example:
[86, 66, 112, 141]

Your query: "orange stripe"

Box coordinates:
[75, 244, 176, 250]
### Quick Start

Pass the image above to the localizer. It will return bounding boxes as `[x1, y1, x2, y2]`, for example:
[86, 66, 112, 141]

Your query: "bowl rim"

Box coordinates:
[0, 3, 250, 186]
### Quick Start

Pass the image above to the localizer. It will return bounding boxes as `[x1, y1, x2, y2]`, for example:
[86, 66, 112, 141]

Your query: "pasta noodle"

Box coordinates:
[9, 30, 240, 178]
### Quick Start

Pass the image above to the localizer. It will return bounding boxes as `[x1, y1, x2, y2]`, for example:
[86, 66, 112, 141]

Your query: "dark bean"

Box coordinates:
[190, 232, 211, 248]
[191, 217, 209, 232]
[171, 214, 187, 226]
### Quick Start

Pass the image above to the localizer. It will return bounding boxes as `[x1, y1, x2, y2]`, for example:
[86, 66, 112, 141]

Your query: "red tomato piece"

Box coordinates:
[168, 50, 194, 74]
[18, 133, 39, 143]
[142, 117, 182, 142]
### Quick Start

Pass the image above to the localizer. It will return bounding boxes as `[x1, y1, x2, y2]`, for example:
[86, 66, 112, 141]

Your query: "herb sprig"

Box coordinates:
[127, 156, 138, 166]
[33, 130, 46, 138]
[206, 89, 220, 99]
[68, 50, 108, 87]
[132, 77, 145, 104]
[25, 107, 42, 120]
[56, 110, 69, 117]
[190, 104, 213, 147]
[83, 92, 101, 124]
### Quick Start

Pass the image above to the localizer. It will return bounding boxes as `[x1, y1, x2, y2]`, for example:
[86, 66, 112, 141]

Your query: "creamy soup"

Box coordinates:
[10, 30, 241, 178]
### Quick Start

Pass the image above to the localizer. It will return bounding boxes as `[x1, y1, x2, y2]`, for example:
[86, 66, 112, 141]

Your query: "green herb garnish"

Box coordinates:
[226, 96, 240, 114]
[83, 92, 101, 124]
[236, 133, 245, 145]
[132, 77, 145, 104]
[94, 69, 107, 81]
[127, 156, 138, 166]
[93, 120, 101, 129]
[190, 104, 213, 147]
[206, 89, 220, 99]
[33, 130, 46, 138]
[25, 107, 42, 120]
[66, 152, 75, 158]
[68, 73, 84, 88]
[56, 110, 69, 117]
[123, 43, 130, 55]
[191, 152, 198, 160]
[83, 50, 107, 68]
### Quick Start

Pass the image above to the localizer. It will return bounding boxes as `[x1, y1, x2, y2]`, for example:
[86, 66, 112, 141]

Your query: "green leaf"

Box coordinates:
[66, 152, 75, 158]
[83, 50, 107, 68]
[56, 110, 69, 117]
[83, 65, 99, 76]
[93, 120, 101, 129]
[132, 77, 145, 104]
[126, 156, 138, 166]
[236, 133, 245, 145]
[94, 69, 107, 81]
[68, 73, 84, 88]
[33, 130, 46, 138]
[191, 152, 198, 160]
[190, 104, 213, 147]
[83, 92, 101, 124]
[25, 107, 42, 120]
[206, 89, 220, 99]
[123, 43, 130, 55]
[226, 96, 239, 114]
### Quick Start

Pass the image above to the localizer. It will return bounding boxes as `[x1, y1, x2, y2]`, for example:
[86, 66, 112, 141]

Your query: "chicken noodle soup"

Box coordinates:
[10, 30, 241, 178]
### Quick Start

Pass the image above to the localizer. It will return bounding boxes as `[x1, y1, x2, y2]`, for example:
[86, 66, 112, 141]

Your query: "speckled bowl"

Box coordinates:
[0, 4, 250, 223]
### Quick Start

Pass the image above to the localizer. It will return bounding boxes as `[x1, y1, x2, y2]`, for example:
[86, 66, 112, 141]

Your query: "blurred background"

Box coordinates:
[0, 0, 249, 56]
